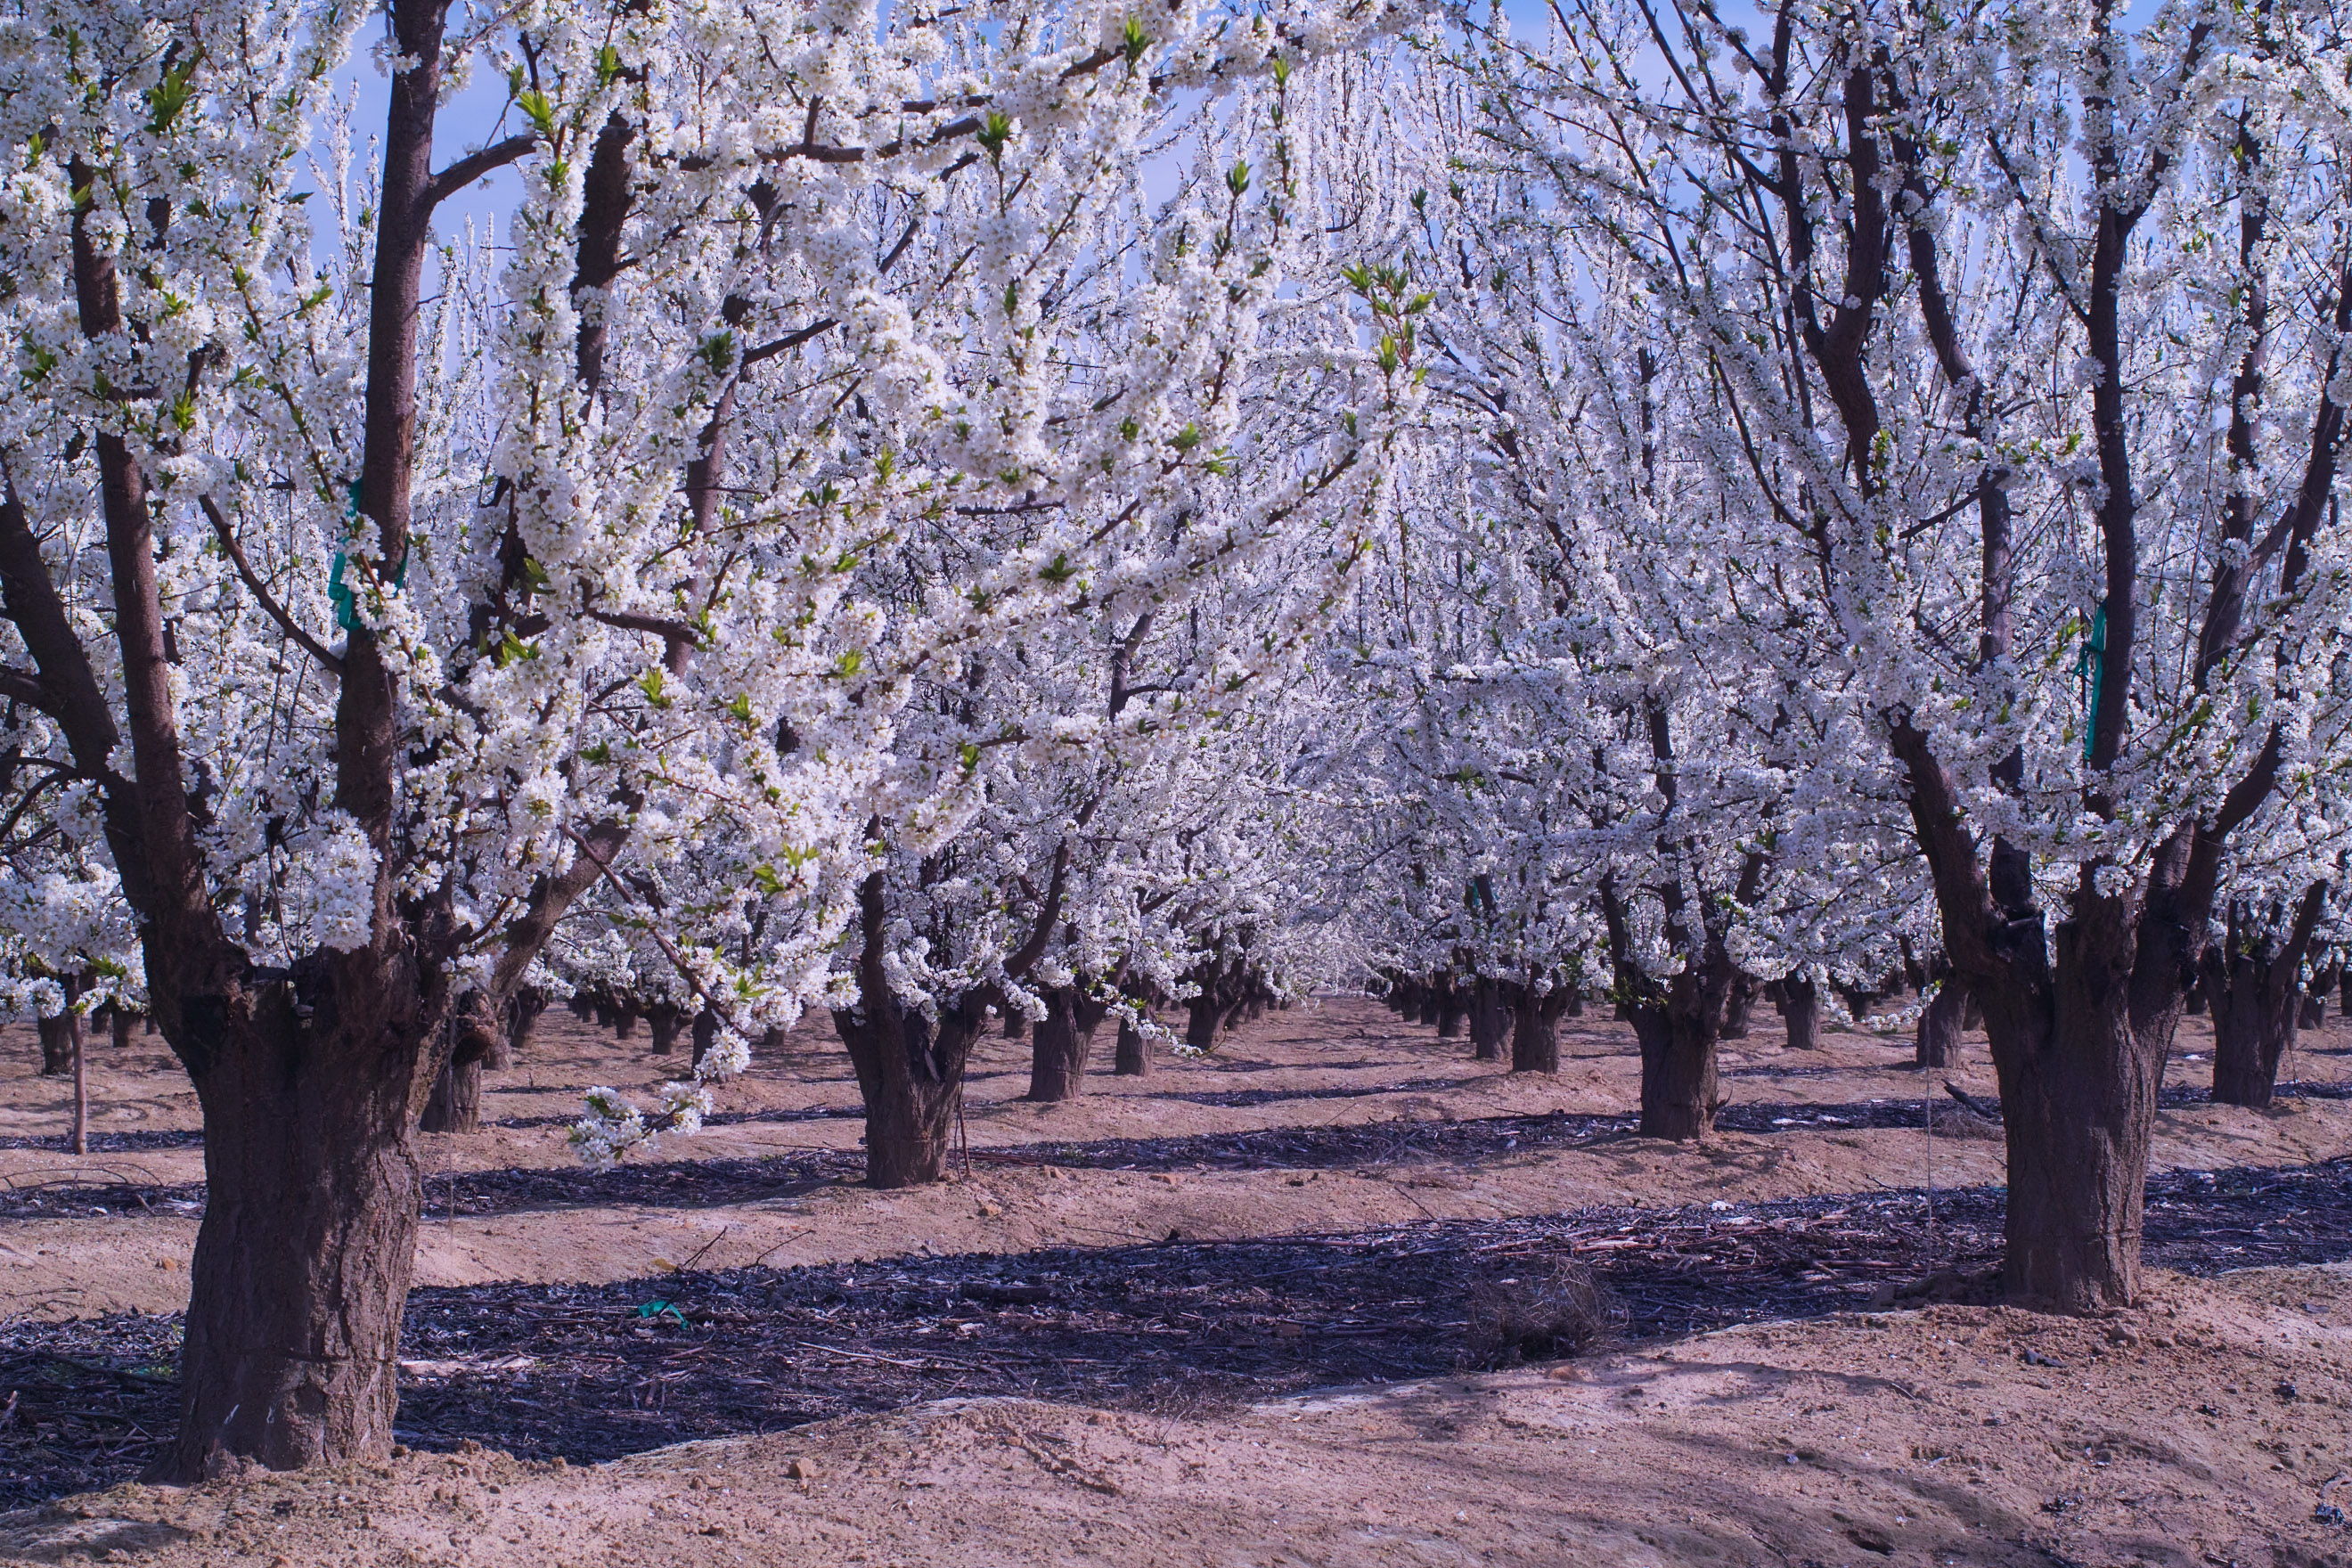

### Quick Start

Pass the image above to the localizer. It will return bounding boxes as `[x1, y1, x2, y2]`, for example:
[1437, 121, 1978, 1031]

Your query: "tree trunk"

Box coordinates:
[497, 986, 547, 1071]
[1630, 1003, 1721, 1139]
[1002, 1008, 1028, 1040]
[1026, 988, 1111, 1102]
[1776, 975, 1820, 1050]
[2299, 991, 2325, 1031]
[1469, 977, 1512, 1063]
[1418, 989, 1443, 1028]
[1114, 1016, 1150, 1076]
[1720, 972, 1758, 1040]
[110, 1007, 135, 1052]
[1915, 979, 1968, 1067]
[1435, 983, 1468, 1039]
[421, 1000, 500, 1134]
[1974, 906, 2170, 1311]
[2201, 894, 2323, 1110]
[613, 1004, 638, 1041]
[690, 1006, 718, 1068]
[419, 1054, 482, 1133]
[159, 989, 438, 1478]
[647, 1001, 685, 1056]
[834, 1000, 984, 1188]
[1510, 984, 1567, 1074]
[1185, 994, 1222, 1050]
[37, 1010, 74, 1076]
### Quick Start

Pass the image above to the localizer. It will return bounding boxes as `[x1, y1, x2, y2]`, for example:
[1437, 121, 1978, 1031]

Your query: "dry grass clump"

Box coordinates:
[1465, 1258, 1621, 1367]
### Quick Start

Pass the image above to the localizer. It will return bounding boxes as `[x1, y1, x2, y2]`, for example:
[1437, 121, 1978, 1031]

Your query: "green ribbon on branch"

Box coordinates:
[329, 480, 409, 633]
[2076, 600, 2108, 762]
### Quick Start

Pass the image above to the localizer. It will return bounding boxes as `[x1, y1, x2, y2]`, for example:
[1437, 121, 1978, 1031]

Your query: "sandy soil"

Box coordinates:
[3, 1264, 2346, 1566]
[1, 999, 2348, 1564]
[1, 1000, 2345, 1320]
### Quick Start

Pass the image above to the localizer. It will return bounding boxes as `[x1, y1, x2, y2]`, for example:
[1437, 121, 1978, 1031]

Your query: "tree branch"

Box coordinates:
[421, 135, 538, 217]
[199, 496, 344, 675]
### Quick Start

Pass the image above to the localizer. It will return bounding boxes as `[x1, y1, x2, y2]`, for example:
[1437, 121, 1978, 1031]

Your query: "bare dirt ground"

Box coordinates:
[0, 998, 2348, 1565]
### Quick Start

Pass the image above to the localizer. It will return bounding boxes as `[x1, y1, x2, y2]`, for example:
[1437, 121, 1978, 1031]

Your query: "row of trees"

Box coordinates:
[4, 0, 2349, 1478]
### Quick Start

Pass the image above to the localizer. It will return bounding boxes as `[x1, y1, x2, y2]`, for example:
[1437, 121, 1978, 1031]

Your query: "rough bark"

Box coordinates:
[1629, 1002, 1722, 1140]
[1185, 993, 1224, 1050]
[647, 1000, 686, 1057]
[37, 1010, 74, 1077]
[1622, 940, 1736, 1140]
[1721, 972, 1759, 1040]
[1776, 976, 1820, 1050]
[833, 999, 983, 1187]
[421, 1000, 497, 1134]
[1915, 979, 1969, 1068]
[2202, 887, 2325, 1109]
[419, 1054, 482, 1134]
[1113, 1016, 1151, 1076]
[1509, 984, 1567, 1074]
[163, 974, 445, 1478]
[1026, 988, 1112, 1102]
[1468, 977, 1513, 1063]
[1435, 983, 1468, 1040]
[496, 986, 548, 1071]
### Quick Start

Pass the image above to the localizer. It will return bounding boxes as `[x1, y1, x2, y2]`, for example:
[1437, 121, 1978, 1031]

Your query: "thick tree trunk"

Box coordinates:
[1510, 985, 1567, 1074]
[1002, 1009, 1028, 1041]
[2299, 991, 2325, 1031]
[1114, 1016, 1151, 1076]
[1418, 990, 1443, 1028]
[422, 999, 500, 1134]
[1976, 910, 2169, 1311]
[1435, 983, 1468, 1040]
[2201, 895, 2323, 1110]
[1185, 994, 1222, 1050]
[419, 1054, 482, 1133]
[1630, 1005, 1720, 1139]
[1776, 975, 1820, 1050]
[648, 1000, 685, 1056]
[36, 1010, 74, 1076]
[690, 1006, 718, 1068]
[1915, 979, 1969, 1067]
[110, 1007, 135, 1052]
[160, 992, 437, 1478]
[1720, 972, 1759, 1040]
[496, 986, 547, 1071]
[1625, 942, 1735, 1140]
[1468, 977, 1512, 1063]
[1026, 989, 1111, 1102]
[613, 1005, 638, 1041]
[833, 996, 985, 1188]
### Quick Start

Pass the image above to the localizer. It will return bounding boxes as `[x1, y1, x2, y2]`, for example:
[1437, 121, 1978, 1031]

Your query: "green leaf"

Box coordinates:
[148, 53, 201, 135]
[977, 111, 1013, 164]
[518, 88, 557, 138]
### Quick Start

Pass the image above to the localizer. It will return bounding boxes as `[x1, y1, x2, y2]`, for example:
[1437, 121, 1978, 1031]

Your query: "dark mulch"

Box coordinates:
[1, 1156, 2345, 1507]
